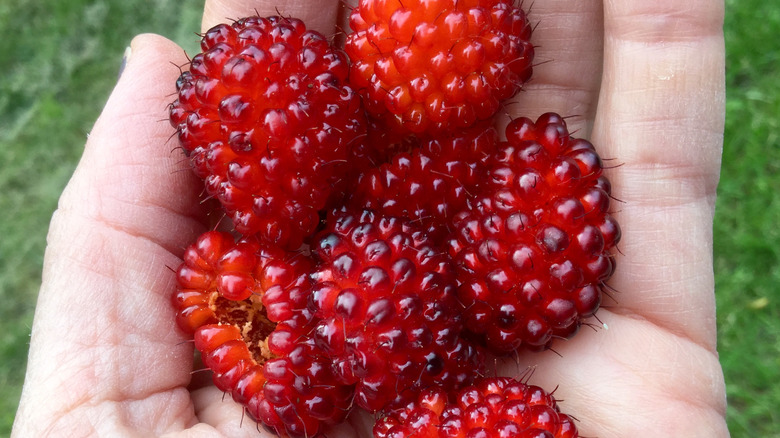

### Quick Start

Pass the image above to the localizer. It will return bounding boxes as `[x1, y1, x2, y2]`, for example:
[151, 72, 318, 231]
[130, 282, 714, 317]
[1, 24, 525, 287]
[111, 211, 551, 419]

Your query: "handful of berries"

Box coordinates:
[168, 2, 620, 437]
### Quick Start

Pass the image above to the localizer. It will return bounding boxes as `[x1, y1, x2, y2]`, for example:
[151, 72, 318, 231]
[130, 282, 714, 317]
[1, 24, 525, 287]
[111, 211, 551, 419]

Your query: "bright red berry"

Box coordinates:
[374, 377, 579, 438]
[448, 113, 621, 353]
[348, 123, 500, 244]
[169, 16, 367, 249]
[345, 0, 534, 134]
[172, 231, 354, 437]
[309, 208, 485, 412]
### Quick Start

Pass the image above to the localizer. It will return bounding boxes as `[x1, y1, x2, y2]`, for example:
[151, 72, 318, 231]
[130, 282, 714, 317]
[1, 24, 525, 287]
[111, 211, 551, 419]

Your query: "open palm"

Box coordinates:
[13, 0, 728, 437]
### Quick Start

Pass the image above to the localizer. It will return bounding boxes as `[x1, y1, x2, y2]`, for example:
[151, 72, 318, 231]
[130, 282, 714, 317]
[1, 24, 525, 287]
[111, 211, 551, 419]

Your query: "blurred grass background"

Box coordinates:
[716, 0, 780, 435]
[0, 0, 776, 436]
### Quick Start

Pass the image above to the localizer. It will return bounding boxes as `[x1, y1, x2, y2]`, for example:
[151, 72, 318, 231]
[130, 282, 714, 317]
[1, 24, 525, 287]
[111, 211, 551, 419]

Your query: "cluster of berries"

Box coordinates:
[168, 2, 619, 437]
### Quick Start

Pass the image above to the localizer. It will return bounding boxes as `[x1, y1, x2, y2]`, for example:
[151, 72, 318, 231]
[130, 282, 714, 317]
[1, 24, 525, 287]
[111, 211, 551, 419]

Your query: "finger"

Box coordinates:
[202, 0, 343, 36]
[504, 0, 605, 137]
[14, 34, 207, 436]
[593, 0, 726, 350]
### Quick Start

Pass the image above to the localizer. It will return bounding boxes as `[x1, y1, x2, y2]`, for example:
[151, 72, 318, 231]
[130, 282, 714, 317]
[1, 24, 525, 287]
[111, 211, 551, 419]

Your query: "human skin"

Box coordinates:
[12, 0, 729, 437]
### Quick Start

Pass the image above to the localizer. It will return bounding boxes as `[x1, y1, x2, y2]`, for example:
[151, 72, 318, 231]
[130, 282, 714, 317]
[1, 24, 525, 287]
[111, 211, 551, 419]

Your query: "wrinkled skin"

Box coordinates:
[13, 0, 728, 437]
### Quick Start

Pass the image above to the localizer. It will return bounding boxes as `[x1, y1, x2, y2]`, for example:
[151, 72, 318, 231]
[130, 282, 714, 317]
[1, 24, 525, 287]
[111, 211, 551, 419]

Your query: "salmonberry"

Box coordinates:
[172, 231, 355, 437]
[448, 113, 621, 353]
[169, 16, 367, 249]
[374, 376, 579, 438]
[346, 0, 534, 134]
[309, 208, 485, 412]
[167, 9, 619, 436]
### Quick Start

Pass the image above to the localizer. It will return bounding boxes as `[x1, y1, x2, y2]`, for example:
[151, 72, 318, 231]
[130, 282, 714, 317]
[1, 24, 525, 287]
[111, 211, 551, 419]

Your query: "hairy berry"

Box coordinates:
[172, 231, 354, 437]
[170, 16, 367, 248]
[448, 113, 621, 353]
[375, 377, 579, 438]
[309, 208, 485, 412]
[346, 0, 534, 134]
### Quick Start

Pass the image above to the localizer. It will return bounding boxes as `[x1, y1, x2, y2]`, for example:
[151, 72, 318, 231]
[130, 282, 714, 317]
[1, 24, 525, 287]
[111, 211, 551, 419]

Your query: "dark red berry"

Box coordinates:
[309, 208, 485, 412]
[374, 377, 579, 438]
[170, 16, 368, 249]
[448, 113, 620, 353]
[349, 123, 500, 244]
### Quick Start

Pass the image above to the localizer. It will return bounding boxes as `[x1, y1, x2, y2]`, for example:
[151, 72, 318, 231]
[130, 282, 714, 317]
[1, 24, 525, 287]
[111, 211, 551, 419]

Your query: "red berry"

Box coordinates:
[448, 113, 621, 353]
[309, 208, 485, 412]
[172, 231, 354, 437]
[374, 377, 579, 438]
[349, 123, 500, 243]
[170, 16, 368, 249]
[346, 0, 534, 134]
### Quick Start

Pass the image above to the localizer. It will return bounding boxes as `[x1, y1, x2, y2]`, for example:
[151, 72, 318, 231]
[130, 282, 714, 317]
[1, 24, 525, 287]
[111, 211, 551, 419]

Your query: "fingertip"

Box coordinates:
[124, 33, 189, 82]
[129, 32, 185, 59]
[92, 33, 185, 149]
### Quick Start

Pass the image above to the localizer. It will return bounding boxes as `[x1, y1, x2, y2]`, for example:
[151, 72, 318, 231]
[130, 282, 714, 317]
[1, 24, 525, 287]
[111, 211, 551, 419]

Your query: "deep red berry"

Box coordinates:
[448, 113, 621, 353]
[309, 208, 485, 412]
[374, 377, 579, 438]
[346, 0, 534, 134]
[169, 16, 367, 249]
[172, 231, 354, 437]
[349, 123, 500, 243]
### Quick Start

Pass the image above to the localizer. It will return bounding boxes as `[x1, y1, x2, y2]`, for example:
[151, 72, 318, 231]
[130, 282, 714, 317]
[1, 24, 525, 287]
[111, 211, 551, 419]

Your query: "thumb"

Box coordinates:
[62, 33, 207, 251]
[14, 34, 206, 436]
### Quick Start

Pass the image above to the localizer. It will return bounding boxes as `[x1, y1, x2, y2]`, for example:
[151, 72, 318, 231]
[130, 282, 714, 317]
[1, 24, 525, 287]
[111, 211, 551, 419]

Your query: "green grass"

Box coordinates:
[716, 0, 780, 435]
[0, 0, 777, 436]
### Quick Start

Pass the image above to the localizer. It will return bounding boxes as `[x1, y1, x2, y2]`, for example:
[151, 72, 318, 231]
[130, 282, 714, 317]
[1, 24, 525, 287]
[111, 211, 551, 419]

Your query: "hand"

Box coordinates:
[12, 0, 728, 437]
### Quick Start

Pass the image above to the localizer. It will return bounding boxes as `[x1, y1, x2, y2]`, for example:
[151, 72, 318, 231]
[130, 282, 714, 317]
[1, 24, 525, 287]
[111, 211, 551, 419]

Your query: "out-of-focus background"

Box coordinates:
[0, 0, 776, 435]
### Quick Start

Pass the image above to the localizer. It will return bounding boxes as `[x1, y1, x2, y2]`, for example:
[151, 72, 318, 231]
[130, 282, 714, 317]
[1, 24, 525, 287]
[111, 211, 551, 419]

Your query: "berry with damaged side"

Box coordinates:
[172, 231, 355, 437]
